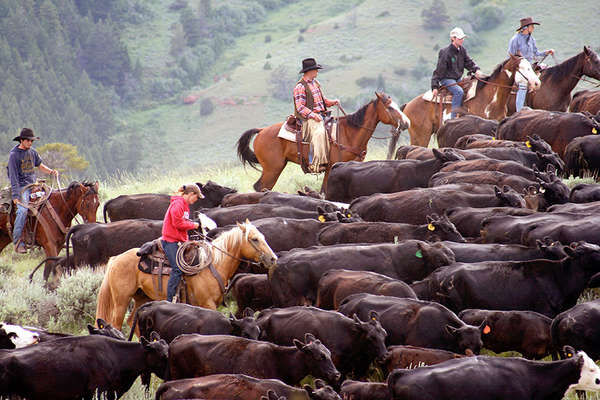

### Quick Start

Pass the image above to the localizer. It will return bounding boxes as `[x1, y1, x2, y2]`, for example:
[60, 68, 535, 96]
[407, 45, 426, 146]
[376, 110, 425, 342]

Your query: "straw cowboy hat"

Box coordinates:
[13, 128, 40, 142]
[517, 17, 540, 31]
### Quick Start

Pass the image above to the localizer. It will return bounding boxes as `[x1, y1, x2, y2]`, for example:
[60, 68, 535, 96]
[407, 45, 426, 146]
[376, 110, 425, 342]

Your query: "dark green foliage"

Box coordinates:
[200, 98, 215, 116]
[421, 0, 450, 30]
[469, 5, 504, 32]
[268, 65, 295, 101]
[265, 34, 272, 43]
[356, 76, 377, 88]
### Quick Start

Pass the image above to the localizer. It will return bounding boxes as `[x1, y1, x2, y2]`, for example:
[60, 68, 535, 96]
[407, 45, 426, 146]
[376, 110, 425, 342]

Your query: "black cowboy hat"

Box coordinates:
[13, 128, 40, 142]
[299, 58, 323, 74]
[517, 17, 540, 31]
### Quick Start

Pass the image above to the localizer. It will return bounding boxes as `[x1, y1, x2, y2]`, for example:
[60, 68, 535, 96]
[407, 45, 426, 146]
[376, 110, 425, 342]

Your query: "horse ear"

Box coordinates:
[584, 45, 591, 55]
[93, 181, 99, 191]
[375, 91, 382, 99]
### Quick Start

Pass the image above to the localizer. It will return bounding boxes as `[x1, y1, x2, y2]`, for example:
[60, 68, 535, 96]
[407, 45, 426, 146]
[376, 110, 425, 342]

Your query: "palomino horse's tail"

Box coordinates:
[95, 267, 114, 327]
[237, 128, 261, 171]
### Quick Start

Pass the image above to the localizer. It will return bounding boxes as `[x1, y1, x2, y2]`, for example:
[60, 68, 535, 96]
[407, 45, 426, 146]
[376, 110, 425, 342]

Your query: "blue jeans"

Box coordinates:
[440, 78, 464, 119]
[13, 189, 30, 245]
[515, 83, 528, 112]
[162, 240, 182, 302]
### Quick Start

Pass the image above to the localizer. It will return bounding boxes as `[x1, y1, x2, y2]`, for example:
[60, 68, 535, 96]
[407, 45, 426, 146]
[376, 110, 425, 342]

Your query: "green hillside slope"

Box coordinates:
[120, 0, 600, 170]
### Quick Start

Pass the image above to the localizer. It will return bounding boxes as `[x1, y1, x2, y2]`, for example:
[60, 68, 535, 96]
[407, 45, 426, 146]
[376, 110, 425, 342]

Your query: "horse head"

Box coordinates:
[582, 46, 600, 80]
[236, 219, 277, 269]
[375, 91, 411, 132]
[510, 55, 540, 90]
[74, 181, 100, 223]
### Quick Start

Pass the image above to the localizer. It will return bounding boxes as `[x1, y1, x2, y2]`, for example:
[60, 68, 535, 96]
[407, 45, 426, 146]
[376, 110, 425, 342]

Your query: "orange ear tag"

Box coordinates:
[483, 325, 491, 335]
[427, 223, 435, 231]
[318, 215, 326, 223]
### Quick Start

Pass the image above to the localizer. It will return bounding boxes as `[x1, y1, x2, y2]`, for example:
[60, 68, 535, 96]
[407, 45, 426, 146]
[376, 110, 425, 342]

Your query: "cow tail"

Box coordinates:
[28, 257, 61, 282]
[564, 143, 584, 178]
[102, 198, 113, 223]
[65, 226, 76, 272]
[549, 318, 562, 360]
[237, 128, 261, 171]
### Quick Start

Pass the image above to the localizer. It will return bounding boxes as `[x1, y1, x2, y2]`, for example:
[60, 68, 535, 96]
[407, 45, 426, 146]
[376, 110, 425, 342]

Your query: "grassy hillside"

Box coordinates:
[119, 0, 600, 175]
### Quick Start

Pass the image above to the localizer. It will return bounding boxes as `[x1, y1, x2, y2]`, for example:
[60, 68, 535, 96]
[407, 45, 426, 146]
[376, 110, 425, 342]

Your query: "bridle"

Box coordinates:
[471, 57, 533, 89]
[335, 98, 406, 141]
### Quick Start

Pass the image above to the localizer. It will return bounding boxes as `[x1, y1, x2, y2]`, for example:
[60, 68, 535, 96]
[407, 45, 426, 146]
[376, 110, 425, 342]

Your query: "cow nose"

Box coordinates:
[465, 348, 475, 356]
[596, 378, 600, 385]
[334, 372, 342, 382]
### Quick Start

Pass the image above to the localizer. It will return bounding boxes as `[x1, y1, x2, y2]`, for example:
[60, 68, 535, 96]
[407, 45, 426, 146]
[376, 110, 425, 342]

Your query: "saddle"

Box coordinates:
[136, 239, 174, 294]
[422, 78, 478, 104]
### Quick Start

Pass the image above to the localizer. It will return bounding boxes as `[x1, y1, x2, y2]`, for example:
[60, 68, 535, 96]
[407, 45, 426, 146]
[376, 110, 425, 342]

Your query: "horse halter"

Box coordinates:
[198, 228, 270, 267]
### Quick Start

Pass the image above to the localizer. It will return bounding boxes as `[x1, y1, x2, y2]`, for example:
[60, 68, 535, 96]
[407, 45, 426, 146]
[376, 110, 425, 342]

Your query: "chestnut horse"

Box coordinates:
[237, 92, 410, 192]
[0, 181, 99, 284]
[398, 55, 540, 148]
[95, 221, 277, 331]
[507, 46, 600, 114]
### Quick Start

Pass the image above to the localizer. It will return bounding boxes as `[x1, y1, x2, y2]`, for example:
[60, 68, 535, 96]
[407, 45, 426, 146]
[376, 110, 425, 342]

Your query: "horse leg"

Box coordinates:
[0, 232, 12, 255]
[42, 244, 61, 290]
[254, 160, 287, 191]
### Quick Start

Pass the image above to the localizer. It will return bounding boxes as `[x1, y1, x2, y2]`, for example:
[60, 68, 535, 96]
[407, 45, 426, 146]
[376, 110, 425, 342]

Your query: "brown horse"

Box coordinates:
[399, 55, 540, 147]
[0, 181, 99, 283]
[237, 92, 410, 192]
[507, 46, 600, 114]
[95, 221, 277, 331]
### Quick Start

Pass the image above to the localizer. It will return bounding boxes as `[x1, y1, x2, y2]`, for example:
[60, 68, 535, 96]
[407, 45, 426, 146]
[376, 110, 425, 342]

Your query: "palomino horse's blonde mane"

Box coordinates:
[210, 221, 258, 265]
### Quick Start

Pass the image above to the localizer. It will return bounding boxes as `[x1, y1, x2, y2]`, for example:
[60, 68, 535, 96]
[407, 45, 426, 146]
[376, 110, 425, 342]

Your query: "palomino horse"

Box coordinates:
[0, 181, 99, 283]
[508, 46, 600, 114]
[95, 220, 277, 331]
[398, 55, 540, 148]
[237, 92, 410, 193]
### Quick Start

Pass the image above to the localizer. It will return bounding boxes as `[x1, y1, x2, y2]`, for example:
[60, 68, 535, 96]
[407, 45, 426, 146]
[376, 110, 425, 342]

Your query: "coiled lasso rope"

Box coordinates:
[175, 240, 213, 275]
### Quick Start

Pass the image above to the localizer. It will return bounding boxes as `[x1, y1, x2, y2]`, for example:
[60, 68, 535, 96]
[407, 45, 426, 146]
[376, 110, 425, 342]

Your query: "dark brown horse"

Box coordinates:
[507, 46, 600, 114]
[0, 181, 99, 284]
[398, 55, 540, 147]
[237, 92, 410, 192]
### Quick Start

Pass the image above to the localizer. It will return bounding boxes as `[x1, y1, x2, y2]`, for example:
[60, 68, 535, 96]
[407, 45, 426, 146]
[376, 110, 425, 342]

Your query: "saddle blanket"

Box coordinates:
[422, 80, 478, 104]
[277, 121, 338, 143]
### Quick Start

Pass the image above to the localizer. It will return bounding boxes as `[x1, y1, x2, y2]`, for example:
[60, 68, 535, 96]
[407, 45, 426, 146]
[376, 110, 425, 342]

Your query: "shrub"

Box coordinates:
[266, 53, 271, 59]
[200, 98, 215, 116]
[377, 11, 390, 18]
[297, 35, 304, 43]
[394, 67, 407, 76]
[55, 268, 104, 333]
[268, 65, 295, 101]
[168, 0, 188, 11]
[0, 272, 57, 327]
[263, 61, 272, 70]
[421, 0, 450, 30]
[356, 76, 377, 88]
[264, 34, 272, 43]
[470, 5, 504, 32]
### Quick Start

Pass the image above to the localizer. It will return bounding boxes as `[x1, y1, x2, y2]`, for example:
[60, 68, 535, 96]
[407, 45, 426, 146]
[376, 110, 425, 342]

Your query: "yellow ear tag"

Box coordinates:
[492, 136, 496, 141]
[99, 323, 104, 329]
[483, 325, 491, 335]
[427, 223, 435, 231]
[593, 128, 598, 134]
[371, 317, 376, 321]
[318, 215, 326, 223]
[525, 140, 532, 148]
[567, 352, 573, 357]
[346, 213, 352, 218]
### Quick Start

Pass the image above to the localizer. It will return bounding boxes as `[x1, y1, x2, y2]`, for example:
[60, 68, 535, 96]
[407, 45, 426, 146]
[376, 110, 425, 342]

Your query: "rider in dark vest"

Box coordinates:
[293, 58, 339, 173]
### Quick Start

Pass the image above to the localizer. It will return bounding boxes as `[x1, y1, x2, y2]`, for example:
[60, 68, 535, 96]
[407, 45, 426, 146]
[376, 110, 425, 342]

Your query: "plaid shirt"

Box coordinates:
[293, 78, 333, 119]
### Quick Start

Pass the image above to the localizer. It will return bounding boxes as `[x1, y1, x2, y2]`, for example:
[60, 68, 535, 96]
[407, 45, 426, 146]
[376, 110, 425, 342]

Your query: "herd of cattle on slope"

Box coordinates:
[3, 96, 600, 399]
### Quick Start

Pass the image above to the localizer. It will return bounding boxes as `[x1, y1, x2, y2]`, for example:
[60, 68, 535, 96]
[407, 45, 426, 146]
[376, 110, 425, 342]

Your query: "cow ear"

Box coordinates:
[445, 325, 459, 336]
[229, 313, 238, 323]
[293, 338, 306, 350]
[563, 245, 576, 258]
[87, 324, 96, 334]
[502, 185, 510, 193]
[314, 379, 326, 389]
[243, 307, 255, 318]
[303, 385, 315, 396]
[196, 182, 204, 189]
[96, 318, 106, 329]
[369, 310, 379, 322]
[426, 215, 434, 224]
[563, 345, 577, 359]
[150, 331, 161, 342]
[352, 313, 363, 324]
[494, 185, 502, 197]
[304, 332, 317, 344]
[317, 206, 326, 215]
[140, 336, 150, 346]
[432, 148, 443, 159]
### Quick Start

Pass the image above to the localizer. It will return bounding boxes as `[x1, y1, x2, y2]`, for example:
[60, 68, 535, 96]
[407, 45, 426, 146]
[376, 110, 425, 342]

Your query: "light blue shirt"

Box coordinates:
[507, 33, 546, 62]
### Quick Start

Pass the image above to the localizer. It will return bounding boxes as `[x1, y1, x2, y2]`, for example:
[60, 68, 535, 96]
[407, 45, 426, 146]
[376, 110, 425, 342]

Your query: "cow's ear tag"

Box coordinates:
[567, 352, 573, 357]
[483, 325, 491, 335]
[98, 323, 104, 329]
[525, 140, 532, 148]
[492, 136, 496, 141]
[593, 128, 598, 134]
[346, 213, 352, 218]
[415, 250, 423, 258]
[427, 223, 435, 231]
[318, 215, 326, 223]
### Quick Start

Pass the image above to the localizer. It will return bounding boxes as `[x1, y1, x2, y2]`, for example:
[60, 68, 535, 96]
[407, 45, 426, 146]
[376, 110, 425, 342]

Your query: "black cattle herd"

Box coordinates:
[3, 108, 600, 399]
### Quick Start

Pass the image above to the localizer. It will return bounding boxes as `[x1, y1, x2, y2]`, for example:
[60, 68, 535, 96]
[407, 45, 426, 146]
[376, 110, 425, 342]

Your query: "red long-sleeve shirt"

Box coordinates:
[162, 196, 196, 243]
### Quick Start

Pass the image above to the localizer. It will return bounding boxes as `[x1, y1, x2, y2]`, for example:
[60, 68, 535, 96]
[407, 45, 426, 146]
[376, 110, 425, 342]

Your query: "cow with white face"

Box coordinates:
[0, 323, 39, 349]
[566, 348, 600, 396]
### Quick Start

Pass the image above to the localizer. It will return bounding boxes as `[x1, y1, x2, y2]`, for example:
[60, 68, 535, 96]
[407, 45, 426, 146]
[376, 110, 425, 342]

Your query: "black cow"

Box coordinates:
[223, 191, 344, 213]
[570, 184, 600, 203]
[496, 108, 600, 158]
[350, 185, 525, 225]
[565, 135, 600, 179]
[340, 380, 390, 400]
[461, 134, 554, 154]
[382, 345, 465, 373]
[202, 204, 339, 227]
[458, 309, 553, 359]
[446, 206, 535, 238]
[520, 216, 600, 247]
[156, 375, 341, 400]
[325, 149, 464, 203]
[551, 300, 600, 360]
[127, 300, 260, 343]
[387, 349, 600, 400]
[436, 115, 497, 147]
[466, 146, 564, 173]
[167, 333, 341, 385]
[102, 180, 237, 222]
[317, 214, 465, 245]
[548, 201, 600, 214]
[0, 333, 168, 400]
[257, 306, 388, 378]
[269, 240, 455, 307]
[429, 170, 538, 193]
[338, 294, 484, 355]
[65, 219, 163, 268]
[438, 158, 538, 180]
[227, 273, 272, 318]
[316, 269, 417, 310]
[412, 242, 600, 317]
[440, 239, 567, 263]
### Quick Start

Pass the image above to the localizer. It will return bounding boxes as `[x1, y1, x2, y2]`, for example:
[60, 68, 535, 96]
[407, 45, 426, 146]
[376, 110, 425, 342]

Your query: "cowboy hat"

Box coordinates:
[13, 128, 40, 142]
[517, 17, 540, 31]
[299, 58, 323, 74]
